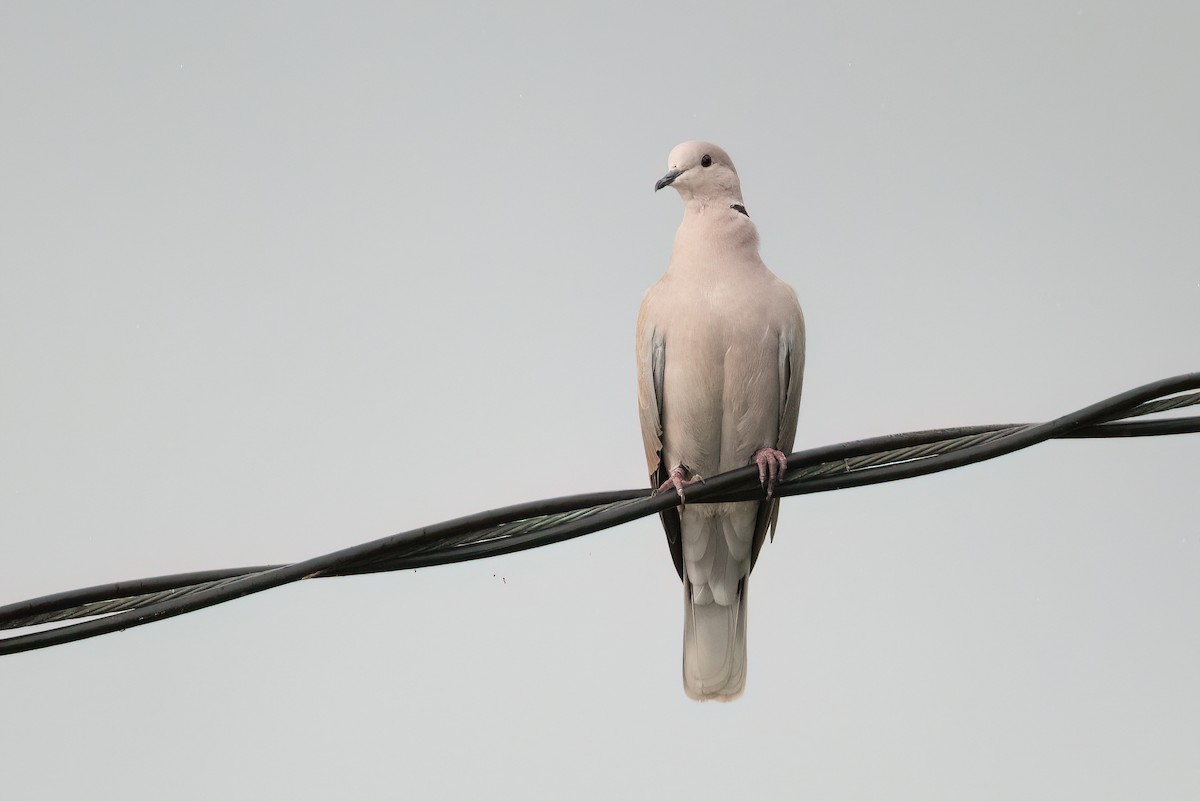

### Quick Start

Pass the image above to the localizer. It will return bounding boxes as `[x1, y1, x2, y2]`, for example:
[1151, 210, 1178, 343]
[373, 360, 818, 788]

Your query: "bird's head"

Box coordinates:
[654, 141, 743, 202]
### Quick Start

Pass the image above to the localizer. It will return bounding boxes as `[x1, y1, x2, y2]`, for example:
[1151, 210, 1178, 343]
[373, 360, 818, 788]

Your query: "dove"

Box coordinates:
[637, 141, 805, 701]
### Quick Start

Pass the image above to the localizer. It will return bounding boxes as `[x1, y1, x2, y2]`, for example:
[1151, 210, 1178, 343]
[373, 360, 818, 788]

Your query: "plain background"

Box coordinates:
[2, 2, 1197, 799]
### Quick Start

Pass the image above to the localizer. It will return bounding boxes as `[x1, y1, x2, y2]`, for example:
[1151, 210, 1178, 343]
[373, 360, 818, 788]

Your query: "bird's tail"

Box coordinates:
[682, 579, 747, 701]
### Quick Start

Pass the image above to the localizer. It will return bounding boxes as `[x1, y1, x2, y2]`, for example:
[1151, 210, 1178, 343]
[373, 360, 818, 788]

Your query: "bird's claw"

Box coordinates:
[654, 465, 705, 504]
[752, 447, 788, 497]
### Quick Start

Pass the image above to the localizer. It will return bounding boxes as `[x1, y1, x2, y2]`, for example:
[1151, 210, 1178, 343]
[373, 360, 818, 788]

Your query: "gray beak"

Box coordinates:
[654, 168, 683, 192]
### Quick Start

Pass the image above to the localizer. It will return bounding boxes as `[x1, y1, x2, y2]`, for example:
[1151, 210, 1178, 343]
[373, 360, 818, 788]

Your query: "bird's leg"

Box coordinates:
[751, 447, 789, 497]
[654, 464, 705, 503]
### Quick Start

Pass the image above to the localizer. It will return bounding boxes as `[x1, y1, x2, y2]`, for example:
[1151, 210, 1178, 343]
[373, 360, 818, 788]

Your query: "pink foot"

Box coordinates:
[654, 464, 705, 503]
[752, 447, 788, 497]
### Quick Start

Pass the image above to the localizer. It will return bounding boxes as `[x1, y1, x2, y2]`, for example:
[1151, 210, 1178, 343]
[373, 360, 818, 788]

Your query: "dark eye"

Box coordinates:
[701, 154, 712, 167]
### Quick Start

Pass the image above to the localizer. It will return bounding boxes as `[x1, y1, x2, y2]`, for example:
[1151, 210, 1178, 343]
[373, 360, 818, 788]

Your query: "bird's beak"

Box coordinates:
[654, 169, 683, 192]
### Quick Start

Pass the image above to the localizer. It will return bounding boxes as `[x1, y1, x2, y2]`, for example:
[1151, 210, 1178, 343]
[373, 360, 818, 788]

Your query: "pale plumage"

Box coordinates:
[637, 141, 805, 701]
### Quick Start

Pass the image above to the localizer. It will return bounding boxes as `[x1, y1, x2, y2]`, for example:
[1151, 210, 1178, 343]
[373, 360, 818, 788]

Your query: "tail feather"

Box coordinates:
[682, 579, 747, 701]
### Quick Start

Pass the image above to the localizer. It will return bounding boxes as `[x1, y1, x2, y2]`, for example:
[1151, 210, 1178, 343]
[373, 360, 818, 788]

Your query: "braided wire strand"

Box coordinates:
[4, 574, 262, 629]
[1111, 390, 1200, 419]
[787, 426, 1031, 483]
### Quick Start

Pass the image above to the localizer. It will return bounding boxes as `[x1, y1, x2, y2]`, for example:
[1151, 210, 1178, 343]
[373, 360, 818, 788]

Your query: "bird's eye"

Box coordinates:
[701, 154, 712, 167]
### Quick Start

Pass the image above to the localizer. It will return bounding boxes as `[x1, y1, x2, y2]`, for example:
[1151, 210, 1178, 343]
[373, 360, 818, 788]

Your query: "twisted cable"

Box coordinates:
[2, 375, 1197, 656]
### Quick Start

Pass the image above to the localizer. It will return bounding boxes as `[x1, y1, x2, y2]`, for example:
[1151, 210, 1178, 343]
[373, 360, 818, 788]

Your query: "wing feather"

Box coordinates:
[638, 285, 685, 580]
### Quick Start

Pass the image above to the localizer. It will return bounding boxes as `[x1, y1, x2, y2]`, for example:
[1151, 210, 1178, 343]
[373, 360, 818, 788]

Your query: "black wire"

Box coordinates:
[6, 411, 1194, 626]
[1, 373, 1197, 656]
[0, 566, 286, 625]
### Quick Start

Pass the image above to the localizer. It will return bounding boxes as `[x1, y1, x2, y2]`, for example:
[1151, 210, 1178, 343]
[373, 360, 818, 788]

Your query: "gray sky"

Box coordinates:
[2, 2, 1198, 798]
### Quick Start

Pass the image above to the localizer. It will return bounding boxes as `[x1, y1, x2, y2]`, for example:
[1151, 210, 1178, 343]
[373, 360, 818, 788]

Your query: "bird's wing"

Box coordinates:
[776, 295, 806, 457]
[752, 294, 806, 566]
[637, 283, 685, 580]
[636, 284, 666, 478]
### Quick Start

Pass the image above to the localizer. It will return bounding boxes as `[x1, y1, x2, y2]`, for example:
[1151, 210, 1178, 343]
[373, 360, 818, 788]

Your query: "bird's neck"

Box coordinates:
[668, 198, 761, 277]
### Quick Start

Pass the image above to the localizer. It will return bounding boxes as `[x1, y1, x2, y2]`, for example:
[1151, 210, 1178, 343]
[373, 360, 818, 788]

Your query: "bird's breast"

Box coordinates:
[656, 277, 784, 476]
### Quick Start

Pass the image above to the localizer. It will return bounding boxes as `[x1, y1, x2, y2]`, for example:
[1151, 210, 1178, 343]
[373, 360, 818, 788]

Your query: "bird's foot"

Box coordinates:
[654, 464, 705, 504]
[751, 447, 788, 497]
